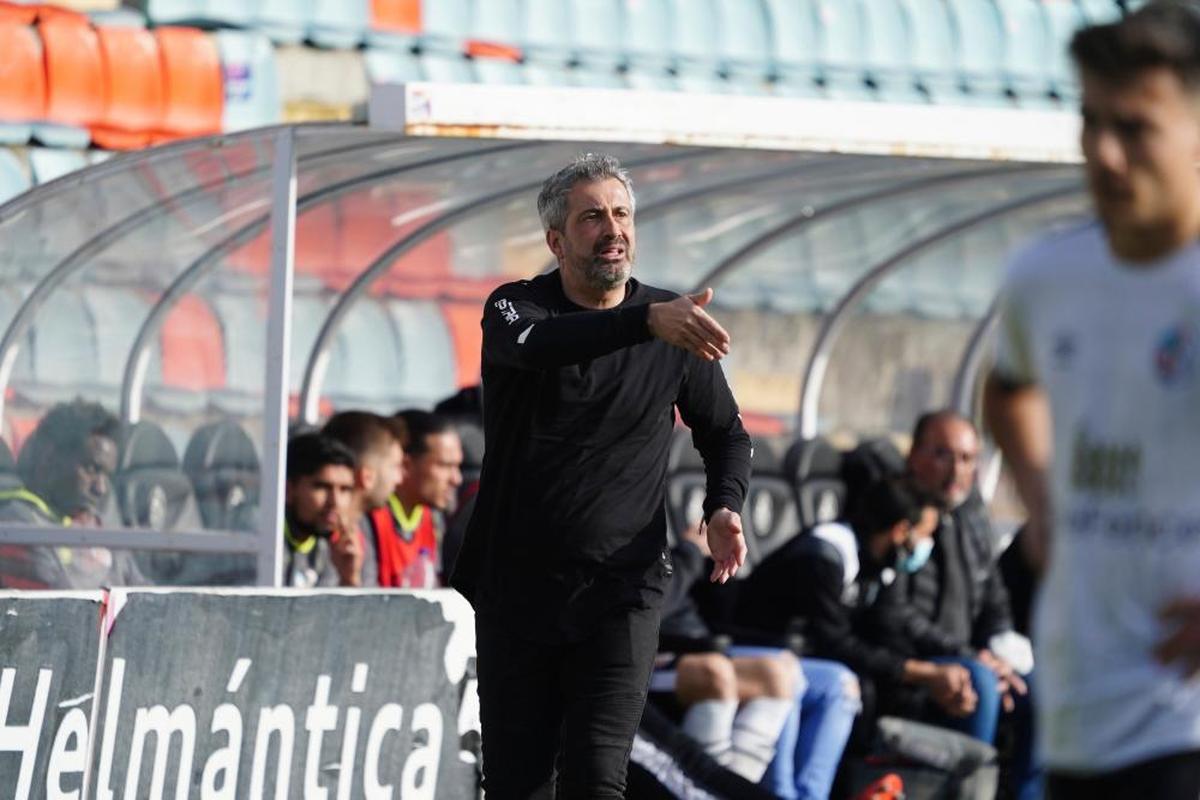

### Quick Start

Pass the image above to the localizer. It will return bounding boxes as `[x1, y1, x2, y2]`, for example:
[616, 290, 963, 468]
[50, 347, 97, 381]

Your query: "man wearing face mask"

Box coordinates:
[735, 477, 989, 736]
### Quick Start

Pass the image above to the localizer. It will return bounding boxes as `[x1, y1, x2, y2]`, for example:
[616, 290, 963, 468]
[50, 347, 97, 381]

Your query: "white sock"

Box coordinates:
[728, 697, 793, 781]
[681, 699, 737, 764]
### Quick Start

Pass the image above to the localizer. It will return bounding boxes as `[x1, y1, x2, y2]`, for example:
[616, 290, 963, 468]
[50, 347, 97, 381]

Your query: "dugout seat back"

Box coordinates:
[784, 436, 846, 529]
[116, 420, 199, 531]
[183, 419, 259, 532]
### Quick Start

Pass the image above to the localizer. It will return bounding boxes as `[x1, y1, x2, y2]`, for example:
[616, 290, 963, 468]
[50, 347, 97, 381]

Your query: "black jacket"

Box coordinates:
[452, 272, 751, 640]
[734, 523, 911, 685]
[891, 490, 1013, 655]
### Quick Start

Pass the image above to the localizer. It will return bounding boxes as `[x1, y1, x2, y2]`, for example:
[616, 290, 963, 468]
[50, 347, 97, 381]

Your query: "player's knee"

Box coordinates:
[678, 652, 738, 700]
[761, 650, 801, 698]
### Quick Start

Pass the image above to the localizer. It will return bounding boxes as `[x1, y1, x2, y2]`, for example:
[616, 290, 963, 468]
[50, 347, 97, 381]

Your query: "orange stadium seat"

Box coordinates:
[155, 27, 223, 140]
[371, 0, 420, 33]
[36, 15, 105, 147]
[93, 25, 165, 150]
[0, 2, 37, 23]
[0, 21, 45, 143]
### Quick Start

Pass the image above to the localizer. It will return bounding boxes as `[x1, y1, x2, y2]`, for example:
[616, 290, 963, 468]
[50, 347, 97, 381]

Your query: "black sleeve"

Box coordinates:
[882, 576, 974, 658]
[804, 559, 908, 685]
[482, 283, 653, 370]
[675, 358, 751, 520]
[661, 541, 708, 617]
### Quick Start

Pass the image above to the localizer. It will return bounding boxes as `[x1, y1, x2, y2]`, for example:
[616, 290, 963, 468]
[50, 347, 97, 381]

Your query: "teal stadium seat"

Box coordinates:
[27, 148, 86, 184]
[138, 0, 202, 24]
[214, 31, 281, 131]
[1077, 0, 1122, 23]
[365, 47, 425, 84]
[714, 0, 774, 95]
[763, 0, 821, 97]
[570, 0, 628, 88]
[669, 0, 728, 94]
[623, 0, 678, 91]
[256, 0, 311, 44]
[996, 0, 1057, 108]
[309, 0, 368, 49]
[900, 0, 961, 103]
[521, 0, 578, 87]
[136, 0, 254, 27]
[467, 0, 524, 85]
[199, 0, 257, 28]
[814, 0, 873, 100]
[947, 0, 1009, 105]
[418, 0, 476, 84]
[861, 0, 926, 104]
[1044, 0, 1086, 103]
[0, 150, 30, 206]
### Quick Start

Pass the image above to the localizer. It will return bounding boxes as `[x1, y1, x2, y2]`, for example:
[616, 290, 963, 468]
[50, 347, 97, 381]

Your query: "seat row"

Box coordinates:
[132, 0, 1130, 108]
[0, 6, 278, 149]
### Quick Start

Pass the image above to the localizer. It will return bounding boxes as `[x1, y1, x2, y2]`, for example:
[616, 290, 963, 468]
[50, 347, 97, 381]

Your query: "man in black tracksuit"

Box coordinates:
[451, 153, 751, 798]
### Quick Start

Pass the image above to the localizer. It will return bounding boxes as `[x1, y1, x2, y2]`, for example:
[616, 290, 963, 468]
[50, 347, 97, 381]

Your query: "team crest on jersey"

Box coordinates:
[1154, 322, 1198, 386]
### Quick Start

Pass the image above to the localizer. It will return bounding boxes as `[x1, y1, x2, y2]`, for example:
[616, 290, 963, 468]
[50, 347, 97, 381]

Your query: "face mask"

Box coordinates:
[897, 537, 934, 574]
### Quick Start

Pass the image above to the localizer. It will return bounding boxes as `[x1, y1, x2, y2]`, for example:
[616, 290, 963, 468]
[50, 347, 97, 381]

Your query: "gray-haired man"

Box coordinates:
[451, 153, 752, 797]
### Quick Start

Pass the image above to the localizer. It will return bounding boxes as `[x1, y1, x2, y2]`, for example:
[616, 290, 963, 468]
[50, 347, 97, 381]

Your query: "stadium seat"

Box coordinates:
[0, 149, 30, 205]
[623, 0, 677, 91]
[570, 0, 628, 88]
[900, 0, 961, 104]
[92, 25, 164, 149]
[135, 0, 201, 24]
[35, 15, 104, 147]
[156, 27, 224, 140]
[744, 435, 803, 567]
[115, 420, 197, 531]
[365, 46, 425, 84]
[668, 0, 727, 94]
[466, 40, 524, 85]
[947, 0, 1009, 105]
[214, 30, 281, 131]
[861, 0, 926, 104]
[784, 437, 846, 530]
[183, 419, 260, 532]
[996, 0, 1057, 107]
[27, 147, 86, 184]
[310, 0, 368, 49]
[370, 0, 420, 40]
[814, 0, 873, 100]
[1045, 0, 1086, 102]
[0, 3, 37, 24]
[200, 0, 257, 27]
[256, 0, 310, 44]
[1077, 0, 1121, 23]
[763, 0, 821, 97]
[88, 6, 148, 27]
[520, 0, 578, 87]
[710, 0, 773, 95]
[0, 21, 43, 144]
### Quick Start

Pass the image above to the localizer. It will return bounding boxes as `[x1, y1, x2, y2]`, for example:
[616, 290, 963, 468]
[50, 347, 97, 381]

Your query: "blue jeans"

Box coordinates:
[729, 647, 860, 800]
[931, 656, 1002, 744]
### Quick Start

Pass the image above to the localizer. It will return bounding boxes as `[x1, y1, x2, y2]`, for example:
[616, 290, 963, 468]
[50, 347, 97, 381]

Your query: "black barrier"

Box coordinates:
[90, 590, 476, 799]
[0, 591, 104, 800]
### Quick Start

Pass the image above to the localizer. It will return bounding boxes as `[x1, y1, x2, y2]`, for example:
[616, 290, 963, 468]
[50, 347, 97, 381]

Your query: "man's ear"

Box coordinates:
[546, 228, 564, 262]
[888, 519, 911, 547]
[356, 465, 374, 492]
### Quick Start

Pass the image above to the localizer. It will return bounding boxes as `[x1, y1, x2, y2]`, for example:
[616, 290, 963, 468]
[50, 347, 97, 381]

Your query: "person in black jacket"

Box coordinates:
[735, 478, 992, 737]
[902, 410, 1038, 799]
[451, 153, 752, 799]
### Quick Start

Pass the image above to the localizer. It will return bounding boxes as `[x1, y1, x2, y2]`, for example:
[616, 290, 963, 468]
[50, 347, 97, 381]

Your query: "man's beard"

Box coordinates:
[582, 258, 631, 290]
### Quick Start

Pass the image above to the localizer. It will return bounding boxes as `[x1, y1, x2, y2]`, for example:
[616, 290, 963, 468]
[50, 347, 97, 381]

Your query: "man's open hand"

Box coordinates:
[705, 508, 746, 584]
[647, 288, 731, 362]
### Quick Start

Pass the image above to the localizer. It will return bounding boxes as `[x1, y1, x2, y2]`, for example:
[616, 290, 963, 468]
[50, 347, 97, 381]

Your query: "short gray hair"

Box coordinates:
[536, 153, 636, 233]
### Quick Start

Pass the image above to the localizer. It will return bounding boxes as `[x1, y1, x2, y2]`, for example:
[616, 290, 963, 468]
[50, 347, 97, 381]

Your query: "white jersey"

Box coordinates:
[995, 221, 1200, 771]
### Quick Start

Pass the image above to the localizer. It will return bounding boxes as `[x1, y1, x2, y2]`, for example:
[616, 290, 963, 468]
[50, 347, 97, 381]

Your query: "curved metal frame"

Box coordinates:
[118, 142, 539, 423]
[295, 149, 722, 422]
[951, 300, 1003, 416]
[797, 184, 1084, 438]
[689, 164, 1069, 291]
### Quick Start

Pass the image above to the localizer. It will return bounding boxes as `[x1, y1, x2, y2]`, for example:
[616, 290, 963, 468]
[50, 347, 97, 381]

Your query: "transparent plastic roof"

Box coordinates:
[0, 123, 1088, 586]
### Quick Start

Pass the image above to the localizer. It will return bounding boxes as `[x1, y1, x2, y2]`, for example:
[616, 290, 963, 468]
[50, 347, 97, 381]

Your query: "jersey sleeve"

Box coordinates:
[482, 282, 653, 370]
[992, 263, 1039, 387]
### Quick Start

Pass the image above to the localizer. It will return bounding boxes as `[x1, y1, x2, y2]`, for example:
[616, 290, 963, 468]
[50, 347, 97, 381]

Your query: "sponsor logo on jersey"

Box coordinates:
[493, 298, 520, 325]
[1070, 427, 1141, 496]
[1154, 322, 1197, 387]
